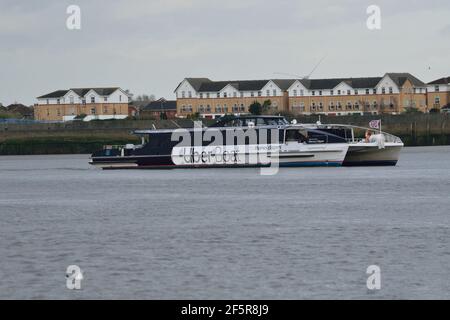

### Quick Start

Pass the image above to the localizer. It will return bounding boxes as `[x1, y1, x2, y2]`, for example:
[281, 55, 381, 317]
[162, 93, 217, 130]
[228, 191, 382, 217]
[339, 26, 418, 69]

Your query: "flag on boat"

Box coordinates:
[369, 120, 381, 129]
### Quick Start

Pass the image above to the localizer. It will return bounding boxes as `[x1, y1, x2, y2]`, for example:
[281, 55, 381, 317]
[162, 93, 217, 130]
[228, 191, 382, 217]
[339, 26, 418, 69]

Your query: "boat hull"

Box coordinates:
[343, 143, 403, 167]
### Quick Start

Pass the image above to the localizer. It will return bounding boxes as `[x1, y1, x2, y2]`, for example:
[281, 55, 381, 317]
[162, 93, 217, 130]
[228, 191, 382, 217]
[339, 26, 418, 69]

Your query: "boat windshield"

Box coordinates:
[211, 116, 288, 127]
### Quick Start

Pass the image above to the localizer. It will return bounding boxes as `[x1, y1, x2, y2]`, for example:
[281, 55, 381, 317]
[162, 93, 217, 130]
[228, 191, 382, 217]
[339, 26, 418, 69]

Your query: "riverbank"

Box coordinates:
[1, 114, 449, 155]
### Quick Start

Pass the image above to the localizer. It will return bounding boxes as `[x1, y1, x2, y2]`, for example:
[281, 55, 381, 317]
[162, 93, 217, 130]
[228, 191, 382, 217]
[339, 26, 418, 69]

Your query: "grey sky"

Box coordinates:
[0, 0, 449, 105]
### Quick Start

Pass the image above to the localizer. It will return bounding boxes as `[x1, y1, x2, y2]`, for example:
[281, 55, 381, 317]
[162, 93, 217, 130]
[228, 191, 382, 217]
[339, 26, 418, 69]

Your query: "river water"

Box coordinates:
[0, 146, 449, 299]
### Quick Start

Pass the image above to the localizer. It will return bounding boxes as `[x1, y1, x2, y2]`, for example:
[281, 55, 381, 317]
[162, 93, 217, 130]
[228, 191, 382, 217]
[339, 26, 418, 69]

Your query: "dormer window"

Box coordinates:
[69, 96, 74, 104]
[293, 90, 297, 96]
[435, 85, 440, 92]
[57, 99, 60, 104]
[91, 96, 95, 103]
[104, 97, 108, 102]
[382, 87, 386, 94]
[188, 91, 192, 98]
[273, 89, 277, 96]
[330, 90, 334, 96]
[389, 87, 393, 94]
[223, 92, 227, 98]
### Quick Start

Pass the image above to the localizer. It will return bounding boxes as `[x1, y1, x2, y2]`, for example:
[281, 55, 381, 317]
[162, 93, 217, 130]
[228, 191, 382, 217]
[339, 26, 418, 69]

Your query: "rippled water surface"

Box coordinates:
[0, 147, 449, 299]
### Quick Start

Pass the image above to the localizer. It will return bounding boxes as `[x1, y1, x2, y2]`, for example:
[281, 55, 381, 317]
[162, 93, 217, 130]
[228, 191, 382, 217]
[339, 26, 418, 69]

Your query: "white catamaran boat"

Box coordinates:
[90, 116, 350, 169]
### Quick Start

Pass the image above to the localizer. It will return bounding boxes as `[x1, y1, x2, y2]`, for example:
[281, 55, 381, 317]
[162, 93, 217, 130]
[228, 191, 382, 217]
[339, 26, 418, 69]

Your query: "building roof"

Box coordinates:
[386, 73, 426, 87]
[37, 87, 123, 99]
[180, 73, 425, 93]
[428, 77, 450, 85]
[143, 98, 177, 111]
[37, 90, 70, 99]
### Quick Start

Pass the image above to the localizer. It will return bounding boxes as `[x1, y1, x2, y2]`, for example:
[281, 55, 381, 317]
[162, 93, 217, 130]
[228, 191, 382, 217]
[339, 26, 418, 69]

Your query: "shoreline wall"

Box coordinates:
[1, 114, 449, 155]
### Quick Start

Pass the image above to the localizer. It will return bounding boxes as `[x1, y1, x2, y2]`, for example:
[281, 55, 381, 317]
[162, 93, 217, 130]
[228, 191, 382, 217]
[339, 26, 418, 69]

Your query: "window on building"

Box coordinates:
[104, 106, 108, 113]
[240, 104, 245, 112]
[182, 91, 186, 98]
[273, 89, 277, 96]
[240, 92, 244, 98]
[337, 90, 341, 95]
[233, 92, 237, 98]
[258, 91, 262, 97]
[330, 90, 334, 96]
[199, 93, 203, 99]
[319, 91, 322, 96]
[366, 89, 370, 95]
[435, 85, 440, 92]
[56, 99, 60, 104]
[46, 99, 49, 105]
[251, 92, 255, 97]
[91, 108, 96, 115]
[389, 87, 393, 94]
[206, 105, 211, 112]
[329, 102, 335, 110]
[70, 96, 74, 104]
[381, 87, 386, 94]
[223, 92, 227, 98]
[337, 102, 342, 110]
[82, 99, 86, 105]
[217, 93, 220, 98]
[188, 91, 192, 98]
[312, 91, 315, 96]
[354, 90, 359, 95]
[347, 90, 351, 95]
[90, 96, 95, 103]
[293, 90, 297, 97]
[435, 96, 440, 105]
[119, 95, 122, 102]
[206, 93, 210, 99]
[104, 97, 108, 102]
[266, 90, 270, 96]
[300, 90, 304, 96]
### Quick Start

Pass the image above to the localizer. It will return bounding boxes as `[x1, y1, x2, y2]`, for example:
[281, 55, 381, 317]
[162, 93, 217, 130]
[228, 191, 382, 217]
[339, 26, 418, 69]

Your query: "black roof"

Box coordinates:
[428, 77, 450, 85]
[182, 73, 426, 93]
[143, 99, 177, 111]
[37, 90, 70, 99]
[37, 87, 121, 99]
[386, 73, 426, 87]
